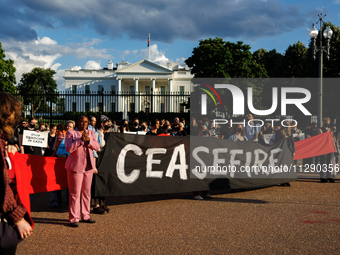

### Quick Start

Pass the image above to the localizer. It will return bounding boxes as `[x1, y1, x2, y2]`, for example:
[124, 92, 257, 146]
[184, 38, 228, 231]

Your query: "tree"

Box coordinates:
[18, 67, 58, 117]
[186, 38, 268, 118]
[282, 41, 308, 77]
[253, 48, 285, 77]
[186, 38, 268, 78]
[0, 42, 17, 93]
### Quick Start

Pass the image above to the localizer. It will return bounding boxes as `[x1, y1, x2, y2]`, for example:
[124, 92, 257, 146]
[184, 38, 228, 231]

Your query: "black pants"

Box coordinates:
[319, 153, 332, 180]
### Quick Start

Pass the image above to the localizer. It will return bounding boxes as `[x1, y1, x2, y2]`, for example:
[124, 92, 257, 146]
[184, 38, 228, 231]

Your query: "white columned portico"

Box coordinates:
[116, 78, 122, 112]
[151, 78, 156, 113]
[168, 78, 173, 112]
[134, 78, 139, 112]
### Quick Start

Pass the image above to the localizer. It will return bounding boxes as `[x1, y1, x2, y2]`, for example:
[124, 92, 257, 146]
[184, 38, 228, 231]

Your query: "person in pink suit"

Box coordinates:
[65, 115, 100, 227]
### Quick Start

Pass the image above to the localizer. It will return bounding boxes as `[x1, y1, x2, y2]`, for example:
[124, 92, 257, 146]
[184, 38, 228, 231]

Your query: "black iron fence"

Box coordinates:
[11, 89, 339, 130]
[13, 91, 190, 125]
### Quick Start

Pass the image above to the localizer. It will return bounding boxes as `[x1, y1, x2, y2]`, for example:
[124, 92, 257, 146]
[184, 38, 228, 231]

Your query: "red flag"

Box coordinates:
[294, 131, 336, 160]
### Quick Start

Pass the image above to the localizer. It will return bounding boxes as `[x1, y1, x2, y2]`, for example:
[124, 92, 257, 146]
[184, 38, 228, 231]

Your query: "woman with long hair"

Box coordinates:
[0, 92, 33, 254]
[119, 119, 130, 133]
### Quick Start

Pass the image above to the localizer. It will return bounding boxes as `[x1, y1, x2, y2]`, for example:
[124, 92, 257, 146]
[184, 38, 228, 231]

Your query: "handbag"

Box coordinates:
[0, 217, 23, 249]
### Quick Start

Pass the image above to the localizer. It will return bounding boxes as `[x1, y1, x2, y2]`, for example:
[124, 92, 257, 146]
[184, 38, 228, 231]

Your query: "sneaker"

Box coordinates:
[93, 206, 105, 214]
[320, 178, 327, 183]
[82, 218, 96, 223]
[70, 222, 79, 228]
[328, 178, 335, 183]
[193, 195, 203, 200]
[204, 194, 212, 199]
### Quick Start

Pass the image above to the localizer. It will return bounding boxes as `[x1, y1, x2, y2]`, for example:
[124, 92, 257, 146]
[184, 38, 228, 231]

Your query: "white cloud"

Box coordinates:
[35, 37, 57, 45]
[120, 49, 138, 58]
[140, 44, 170, 66]
[84, 60, 101, 69]
[176, 57, 187, 66]
[2, 36, 113, 91]
[71, 65, 82, 71]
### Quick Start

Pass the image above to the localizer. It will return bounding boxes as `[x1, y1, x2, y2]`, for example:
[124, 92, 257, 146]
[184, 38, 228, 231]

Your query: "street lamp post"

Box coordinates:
[309, 14, 333, 128]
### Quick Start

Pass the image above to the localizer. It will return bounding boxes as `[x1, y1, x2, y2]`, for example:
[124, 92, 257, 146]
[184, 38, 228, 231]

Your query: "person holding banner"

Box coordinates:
[146, 119, 163, 135]
[0, 92, 33, 254]
[91, 116, 109, 214]
[228, 124, 248, 142]
[274, 120, 295, 187]
[65, 115, 100, 227]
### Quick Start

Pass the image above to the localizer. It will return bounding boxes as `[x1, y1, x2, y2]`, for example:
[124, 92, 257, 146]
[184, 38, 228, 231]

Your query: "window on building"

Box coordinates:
[145, 86, 150, 94]
[111, 102, 116, 112]
[98, 102, 103, 112]
[130, 103, 135, 112]
[161, 103, 165, 113]
[111, 85, 116, 95]
[130, 86, 135, 93]
[85, 102, 90, 112]
[179, 86, 184, 95]
[72, 102, 76, 112]
[85, 85, 90, 95]
[179, 104, 184, 113]
[72, 85, 77, 94]
[98, 85, 103, 94]
[160, 86, 165, 95]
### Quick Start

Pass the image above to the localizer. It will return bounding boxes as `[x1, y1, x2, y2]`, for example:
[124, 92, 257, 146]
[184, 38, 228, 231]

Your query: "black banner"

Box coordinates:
[95, 133, 297, 197]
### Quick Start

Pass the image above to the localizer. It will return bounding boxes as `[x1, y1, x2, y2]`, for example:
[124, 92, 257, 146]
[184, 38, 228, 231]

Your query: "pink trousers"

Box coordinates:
[67, 169, 94, 223]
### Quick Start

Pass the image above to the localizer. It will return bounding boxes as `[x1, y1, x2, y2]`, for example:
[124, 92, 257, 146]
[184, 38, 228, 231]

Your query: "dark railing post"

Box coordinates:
[101, 88, 104, 114]
[50, 93, 53, 126]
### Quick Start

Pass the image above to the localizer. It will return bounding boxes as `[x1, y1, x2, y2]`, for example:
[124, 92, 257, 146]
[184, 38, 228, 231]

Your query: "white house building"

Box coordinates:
[63, 59, 192, 117]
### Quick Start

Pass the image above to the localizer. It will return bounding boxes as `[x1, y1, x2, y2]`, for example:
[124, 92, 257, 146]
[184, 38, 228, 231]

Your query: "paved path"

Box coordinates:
[17, 173, 340, 254]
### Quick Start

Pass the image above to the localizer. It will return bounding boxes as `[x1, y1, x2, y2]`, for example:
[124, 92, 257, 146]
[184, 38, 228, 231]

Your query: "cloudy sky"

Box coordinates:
[1, 0, 339, 89]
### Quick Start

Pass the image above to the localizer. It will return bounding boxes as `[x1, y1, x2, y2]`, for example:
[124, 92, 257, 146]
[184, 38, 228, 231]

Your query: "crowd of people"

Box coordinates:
[191, 113, 338, 184]
[1, 90, 338, 252]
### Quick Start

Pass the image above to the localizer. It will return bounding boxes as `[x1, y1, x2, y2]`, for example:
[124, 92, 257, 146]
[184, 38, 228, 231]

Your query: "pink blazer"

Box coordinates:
[65, 128, 100, 173]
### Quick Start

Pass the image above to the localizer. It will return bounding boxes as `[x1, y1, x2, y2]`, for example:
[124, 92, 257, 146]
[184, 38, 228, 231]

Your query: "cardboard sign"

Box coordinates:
[22, 130, 48, 148]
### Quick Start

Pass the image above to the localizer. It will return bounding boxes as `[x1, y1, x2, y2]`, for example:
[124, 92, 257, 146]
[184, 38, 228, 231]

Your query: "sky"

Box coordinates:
[1, 0, 340, 90]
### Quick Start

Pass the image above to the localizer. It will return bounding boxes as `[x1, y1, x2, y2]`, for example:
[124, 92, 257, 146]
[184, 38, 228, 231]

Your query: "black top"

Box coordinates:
[146, 129, 163, 136]
[274, 130, 295, 154]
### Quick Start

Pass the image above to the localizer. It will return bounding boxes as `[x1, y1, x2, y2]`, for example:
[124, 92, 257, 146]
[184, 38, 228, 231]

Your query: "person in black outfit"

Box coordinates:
[44, 124, 57, 157]
[146, 119, 163, 135]
[318, 119, 335, 183]
[274, 120, 295, 187]
[130, 118, 141, 132]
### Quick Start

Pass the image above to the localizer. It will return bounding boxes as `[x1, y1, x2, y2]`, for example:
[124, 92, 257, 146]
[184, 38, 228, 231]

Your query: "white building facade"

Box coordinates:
[63, 59, 192, 118]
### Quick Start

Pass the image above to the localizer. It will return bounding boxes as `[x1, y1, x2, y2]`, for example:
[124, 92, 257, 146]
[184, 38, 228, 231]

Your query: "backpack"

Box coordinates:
[56, 138, 70, 158]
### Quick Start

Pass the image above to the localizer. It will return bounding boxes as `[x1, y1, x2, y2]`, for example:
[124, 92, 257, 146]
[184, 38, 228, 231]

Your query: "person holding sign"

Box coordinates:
[18, 117, 42, 156]
[65, 115, 100, 227]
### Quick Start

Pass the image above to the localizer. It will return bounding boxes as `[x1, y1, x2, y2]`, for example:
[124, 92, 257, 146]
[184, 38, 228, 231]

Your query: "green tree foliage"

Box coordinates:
[305, 22, 340, 78]
[282, 41, 308, 77]
[253, 48, 285, 77]
[18, 67, 58, 116]
[0, 42, 17, 93]
[186, 38, 268, 118]
[186, 38, 268, 78]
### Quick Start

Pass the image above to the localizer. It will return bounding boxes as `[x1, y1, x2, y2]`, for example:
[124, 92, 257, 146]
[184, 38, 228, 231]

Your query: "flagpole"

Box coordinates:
[148, 33, 150, 61]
